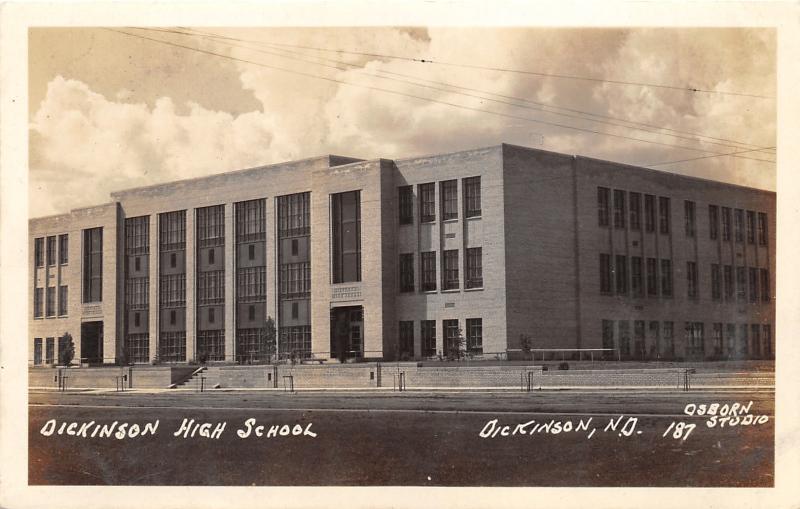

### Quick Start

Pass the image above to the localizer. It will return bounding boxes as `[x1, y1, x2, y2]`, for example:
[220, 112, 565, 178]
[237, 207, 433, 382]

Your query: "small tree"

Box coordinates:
[58, 332, 75, 367]
[258, 316, 277, 363]
[446, 328, 467, 361]
[519, 334, 533, 361]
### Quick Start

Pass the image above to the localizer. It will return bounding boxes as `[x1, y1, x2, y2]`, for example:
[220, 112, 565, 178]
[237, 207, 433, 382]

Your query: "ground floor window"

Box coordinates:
[159, 331, 186, 363]
[126, 333, 150, 363]
[685, 322, 705, 358]
[236, 328, 271, 364]
[662, 322, 674, 358]
[443, 319, 460, 358]
[197, 330, 225, 362]
[45, 337, 55, 364]
[279, 326, 311, 359]
[33, 338, 42, 365]
[618, 321, 631, 358]
[466, 318, 483, 355]
[712, 323, 723, 357]
[399, 321, 414, 359]
[421, 320, 436, 357]
[750, 324, 762, 359]
[763, 324, 772, 358]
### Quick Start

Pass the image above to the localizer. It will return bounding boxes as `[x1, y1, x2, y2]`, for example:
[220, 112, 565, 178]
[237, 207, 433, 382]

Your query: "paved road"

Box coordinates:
[29, 390, 773, 486]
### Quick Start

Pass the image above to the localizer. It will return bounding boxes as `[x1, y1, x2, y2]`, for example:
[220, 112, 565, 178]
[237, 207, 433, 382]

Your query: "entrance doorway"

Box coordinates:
[81, 321, 103, 364]
[330, 306, 363, 361]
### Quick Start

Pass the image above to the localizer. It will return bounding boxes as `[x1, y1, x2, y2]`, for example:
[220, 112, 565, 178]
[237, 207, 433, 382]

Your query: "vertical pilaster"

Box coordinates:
[148, 214, 159, 362]
[185, 209, 196, 362]
[265, 197, 277, 339]
[224, 203, 235, 362]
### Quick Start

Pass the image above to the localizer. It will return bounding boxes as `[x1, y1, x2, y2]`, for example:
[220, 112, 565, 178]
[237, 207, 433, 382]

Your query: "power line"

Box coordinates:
[644, 146, 777, 167]
[144, 27, 775, 160]
[108, 29, 775, 165]
[175, 26, 774, 100]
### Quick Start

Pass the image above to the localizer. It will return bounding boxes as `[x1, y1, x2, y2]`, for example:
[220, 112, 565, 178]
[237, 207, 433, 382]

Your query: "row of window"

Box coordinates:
[597, 188, 770, 246]
[710, 264, 770, 303]
[33, 286, 68, 318]
[399, 318, 483, 357]
[34, 234, 69, 267]
[399, 176, 481, 225]
[400, 248, 483, 293]
[600, 254, 673, 297]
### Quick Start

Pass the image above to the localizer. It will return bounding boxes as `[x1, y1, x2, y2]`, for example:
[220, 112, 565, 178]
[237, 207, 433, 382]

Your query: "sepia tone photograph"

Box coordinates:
[2, 1, 799, 508]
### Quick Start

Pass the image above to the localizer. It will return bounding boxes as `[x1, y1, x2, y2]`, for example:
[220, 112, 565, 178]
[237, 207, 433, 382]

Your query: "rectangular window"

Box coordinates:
[45, 287, 55, 317]
[277, 326, 312, 360]
[660, 259, 673, 297]
[279, 262, 311, 298]
[684, 201, 695, 237]
[466, 318, 483, 355]
[686, 261, 698, 299]
[599, 253, 612, 294]
[658, 197, 670, 234]
[685, 322, 705, 357]
[602, 320, 614, 353]
[734, 209, 744, 243]
[746, 211, 756, 244]
[763, 324, 772, 358]
[419, 183, 435, 223]
[34, 238, 44, 268]
[197, 205, 225, 248]
[159, 331, 186, 363]
[644, 194, 655, 232]
[613, 189, 626, 229]
[398, 185, 413, 224]
[34, 338, 42, 365]
[399, 253, 414, 293]
[748, 267, 758, 303]
[442, 250, 459, 290]
[631, 256, 643, 297]
[465, 247, 483, 289]
[46, 236, 56, 266]
[159, 210, 186, 249]
[125, 216, 149, 255]
[615, 255, 627, 294]
[59, 234, 69, 264]
[629, 192, 641, 230]
[760, 269, 770, 302]
[663, 321, 675, 357]
[464, 176, 481, 218]
[331, 190, 362, 284]
[46, 337, 55, 364]
[725, 323, 736, 357]
[34, 288, 43, 318]
[236, 266, 267, 302]
[597, 187, 610, 227]
[634, 320, 645, 359]
[421, 251, 437, 292]
[712, 323, 723, 357]
[723, 265, 734, 300]
[708, 205, 719, 240]
[751, 324, 762, 358]
[58, 285, 67, 316]
[757, 212, 768, 246]
[421, 320, 436, 357]
[82, 227, 103, 303]
[618, 321, 631, 357]
[736, 267, 746, 302]
[196, 330, 224, 362]
[399, 321, 414, 358]
[646, 258, 658, 296]
[444, 319, 460, 357]
[277, 192, 310, 238]
[197, 270, 225, 304]
[721, 207, 732, 241]
[441, 180, 458, 220]
[711, 264, 721, 301]
[235, 199, 266, 242]
[738, 324, 749, 356]
[125, 277, 149, 310]
[160, 273, 187, 307]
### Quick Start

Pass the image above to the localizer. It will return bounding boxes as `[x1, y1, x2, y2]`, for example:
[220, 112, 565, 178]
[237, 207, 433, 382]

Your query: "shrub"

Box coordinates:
[58, 333, 75, 366]
[558, 362, 570, 370]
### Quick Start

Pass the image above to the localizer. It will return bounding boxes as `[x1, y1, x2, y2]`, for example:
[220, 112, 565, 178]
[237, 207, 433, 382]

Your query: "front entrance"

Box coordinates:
[330, 306, 363, 361]
[81, 321, 104, 364]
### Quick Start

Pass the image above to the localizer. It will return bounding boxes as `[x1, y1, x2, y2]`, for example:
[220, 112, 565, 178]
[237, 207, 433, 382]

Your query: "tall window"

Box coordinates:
[658, 197, 670, 234]
[125, 216, 149, 255]
[82, 227, 103, 302]
[236, 266, 266, 301]
[660, 259, 673, 297]
[45, 287, 55, 317]
[331, 190, 361, 283]
[279, 262, 311, 298]
[734, 209, 744, 243]
[602, 320, 614, 353]
[597, 187, 610, 227]
[746, 211, 756, 244]
[58, 285, 68, 316]
[757, 212, 768, 246]
[711, 264, 721, 301]
[465, 247, 483, 289]
[708, 205, 719, 240]
[33, 338, 42, 365]
[444, 319, 460, 356]
[663, 322, 675, 357]
[160, 211, 186, 249]
[46, 236, 56, 266]
[399, 321, 414, 357]
[618, 321, 631, 357]
[631, 256, 643, 297]
[419, 183, 435, 223]
[599, 253, 612, 294]
[629, 192, 641, 230]
[46, 337, 55, 364]
[160, 274, 187, 307]
[421, 251, 436, 292]
[613, 189, 626, 229]
[736, 267, 746, 302]
[721, 207, 732, 241]
[686, 261, 698, 299]
[421, 320, 436, 357]
[441, 180, 458, 220]
[277, 193, 310, 238]
[723, 265, 734, 300]
[235, 199, 266, 242]
[760, 269, 770, 302]
[33, 288, 43, 318]
[398, 185, 413, 224]
[685, 322, 705, 357]
[646, 258, 658, 296]
[712, 323, 723, 357]
[644, 194, 655, 232]
[399, 253, 414, 293]
[197, 205, 225, 247]
[615, 255, 627, 294]
[442, 250, 459, 290]
[748, 267, 758, 303]
[464, 176, 481, 217]
[34, 238, 44, 268]
[684, 201, 695, 237]
[466, 318, 483, 354]
[763, 324, 772, 358]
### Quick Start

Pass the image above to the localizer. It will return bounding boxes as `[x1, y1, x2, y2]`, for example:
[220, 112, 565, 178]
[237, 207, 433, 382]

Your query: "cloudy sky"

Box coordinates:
[29, 27, 776, 217]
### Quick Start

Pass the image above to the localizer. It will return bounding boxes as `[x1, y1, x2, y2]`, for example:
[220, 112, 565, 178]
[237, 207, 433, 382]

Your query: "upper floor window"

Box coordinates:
[58, 285, 68, 316]
[658, 197, 671, 234]
[615, 255, 628, 294]
[613, 190, 626, 229]
[466, 318, 483, 355]
[660, 259, 673, 297]
[419, 183, 435, 223]
[599, 253, 612, 294]
[277, 192, 310, 238]
[708, 205, 719, 240]
[58, 234, 68, 265]
[746, 210, 756, 244]
[464, 177, 481, 218]
[441, 180, 458, 220]
[465, 247, 483, 289]
[331, 190, 361, 284]
[399, 253, 414, 293]
[82, 227, 103, 303]
[420, 251, 436, 292]
[644, 194, 655, 232]
[711, 264, 721, 301]
[46, 236, 56, 266]
[684, 201, 695, 237]
[125, 216, 149, 256]
[629, 192, 641, 230]
[757, 212, 768, 246]
[197, 205, 225, 247]
[160, 210, 186, 250]
[721, 207, 732, 241]
[34, 238, 44, 268]
[442, 250, 459, 290]
[235, 199, 266, 243]
[734, 209, 744, 243]
[686, 261, 698, 299]
[33, 288, 43, 318]
[597, 187, 610, 227]
[398, 186, 413, 225]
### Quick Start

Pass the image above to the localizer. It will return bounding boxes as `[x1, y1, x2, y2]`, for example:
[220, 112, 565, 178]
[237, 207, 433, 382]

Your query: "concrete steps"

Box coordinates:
[171, 367, 221, 391]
